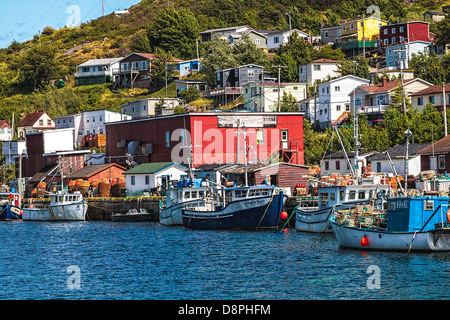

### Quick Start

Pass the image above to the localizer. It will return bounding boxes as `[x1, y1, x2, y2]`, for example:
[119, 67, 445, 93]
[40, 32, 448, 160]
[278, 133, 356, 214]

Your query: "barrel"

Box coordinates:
[79, 180, 90, 196]
[98, 179, 110, 197]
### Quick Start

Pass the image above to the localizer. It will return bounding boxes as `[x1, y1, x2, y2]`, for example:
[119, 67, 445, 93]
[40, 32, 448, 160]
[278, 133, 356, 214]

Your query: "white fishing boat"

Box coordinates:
[159, 182, 210, 226]
[330, 196, 450, 252]
[22, 191, 87, 221]
[295, 176, 391, 233]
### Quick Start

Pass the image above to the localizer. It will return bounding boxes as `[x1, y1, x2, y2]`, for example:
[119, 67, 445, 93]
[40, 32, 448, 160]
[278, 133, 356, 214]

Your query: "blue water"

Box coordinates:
[0, 221, 449, 300]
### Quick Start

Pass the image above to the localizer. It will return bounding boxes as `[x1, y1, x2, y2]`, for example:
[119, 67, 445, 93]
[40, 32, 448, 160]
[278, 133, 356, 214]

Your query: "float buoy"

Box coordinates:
[280, 211, 288, 219]
[360, 236, 369, 247]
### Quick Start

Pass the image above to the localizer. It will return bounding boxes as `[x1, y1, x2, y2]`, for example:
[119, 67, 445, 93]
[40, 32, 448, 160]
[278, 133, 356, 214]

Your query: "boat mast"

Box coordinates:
[243, 125, 248, 187]
[58, 155, 63, 191]
[353, 93, 361, 185]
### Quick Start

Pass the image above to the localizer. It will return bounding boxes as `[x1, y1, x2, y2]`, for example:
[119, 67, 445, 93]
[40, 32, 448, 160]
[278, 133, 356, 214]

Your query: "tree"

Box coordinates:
[232, 35, 269, 68]
[12, 45, 61, 91]
[130, 29, 151, 53]
[410, 51, 447, 85]
[338, 57, 369, 79]
[149, 48, 177, 90]
[179, 86, 200, 104]
[147, 7, 199, 60]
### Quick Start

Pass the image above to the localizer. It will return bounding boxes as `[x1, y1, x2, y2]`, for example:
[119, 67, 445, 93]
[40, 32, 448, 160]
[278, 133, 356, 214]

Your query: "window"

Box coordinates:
[336, 105, 341, 111]
[384, 39, 389, 45]
[247, 69, 255, 77]
[39, 119, 44, 126]
[429, 96, 435, 104]
[165, 131, 170, 147]
[391, 37, 396, 44]
[418, 97, 423, 106]
[350, 23, 354, 30]
[132, 61, 139, 70]
[360, 21, 364, 27]
[139, 61, 148, 70]
[320, 193, 329, 205]
[131, 176, 135, 185]
[349, 191, 356, 200]
[335, 161, 340, 170]
[335, 86, 340, 91]
[256, 129, 264, 144]
[47, 120, 52, 126]
[424, 201, 434, 211]
[254, 39, 260, 45]
[342, 25, 346, 31]
[281, 130, 288, 141]
[274, 36, 280, 44]
[384, 29, 388, 35]
[92, 117, 95, 122]
[324, 31, 328, 38]
[121, 62, 130, 72]
[392, 28, 396, 34]
[399, 26, 404, 33]
[358, 191, 366, 200]
[313, 64, 321, 71]
[325, 161, 329, 170]
[145, 175, 150, 185]
[439, 155, 446, 169]
[355, 97, 362, 107]
[377, 162, 381, 172]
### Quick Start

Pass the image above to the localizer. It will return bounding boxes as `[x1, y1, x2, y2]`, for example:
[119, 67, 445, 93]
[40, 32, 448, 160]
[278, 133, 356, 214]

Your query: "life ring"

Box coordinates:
[348, 180, 354, 185]
[377, 191, 383, 199]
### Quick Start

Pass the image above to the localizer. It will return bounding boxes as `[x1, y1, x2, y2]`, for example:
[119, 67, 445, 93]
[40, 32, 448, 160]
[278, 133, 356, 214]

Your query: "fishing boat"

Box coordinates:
[111, 208, 153, 222]
[330, 196, 450, 252]
[295, 176, 392, 233]
[182, 185, 286, 230]
[0, 191, 22, 220]
[22, 191, 87, 221]
[159, 180, 210, 226]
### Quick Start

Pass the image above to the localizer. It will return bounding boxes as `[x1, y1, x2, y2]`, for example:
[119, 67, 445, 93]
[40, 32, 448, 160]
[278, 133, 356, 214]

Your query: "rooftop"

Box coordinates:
[123, 162, 188, 175]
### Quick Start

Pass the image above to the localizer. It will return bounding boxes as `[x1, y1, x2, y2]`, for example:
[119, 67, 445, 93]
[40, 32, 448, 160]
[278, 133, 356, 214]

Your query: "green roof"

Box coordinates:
[123, 162, 187, 175]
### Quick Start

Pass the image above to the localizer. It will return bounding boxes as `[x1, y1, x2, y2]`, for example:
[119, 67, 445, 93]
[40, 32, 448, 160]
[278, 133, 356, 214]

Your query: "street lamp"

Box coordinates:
[285, 12, 292, 31]
[404, 128, 412, 196]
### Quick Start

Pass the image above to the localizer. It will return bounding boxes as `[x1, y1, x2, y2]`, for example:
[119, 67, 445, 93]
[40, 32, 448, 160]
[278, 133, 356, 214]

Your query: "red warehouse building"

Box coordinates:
[380, 21, 434, 49]
[105, 112, 304, 167]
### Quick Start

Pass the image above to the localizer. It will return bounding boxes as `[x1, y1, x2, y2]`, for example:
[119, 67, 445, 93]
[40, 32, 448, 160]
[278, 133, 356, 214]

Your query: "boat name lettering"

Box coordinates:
[389, 200, 409, 210]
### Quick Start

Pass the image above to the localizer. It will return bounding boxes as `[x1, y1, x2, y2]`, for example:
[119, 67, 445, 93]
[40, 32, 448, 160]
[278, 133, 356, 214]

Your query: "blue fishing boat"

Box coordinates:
[181, 185, 286, 230]
[330, 196, 450, 252]
[0, 192, 22, 220]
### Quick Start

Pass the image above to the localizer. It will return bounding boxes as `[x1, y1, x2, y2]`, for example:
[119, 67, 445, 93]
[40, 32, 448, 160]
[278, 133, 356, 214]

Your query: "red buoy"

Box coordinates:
[360, 236, 369, 247]
[280, 211, 288, 219]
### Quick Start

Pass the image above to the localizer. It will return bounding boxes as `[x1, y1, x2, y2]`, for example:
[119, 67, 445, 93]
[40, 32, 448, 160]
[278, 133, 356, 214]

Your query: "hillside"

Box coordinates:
[0, 0, 448, 125]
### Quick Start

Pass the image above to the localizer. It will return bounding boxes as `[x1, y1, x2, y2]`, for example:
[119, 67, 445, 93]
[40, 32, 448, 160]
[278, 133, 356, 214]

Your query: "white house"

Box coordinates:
[74, 57, 123, 86]
[299, 59, 341, 86]
[123, 162, 189, 193]
[299, 96, 318, 126]
[367, 143, 430, 178]
[243, 82, 307, 112]
[317, 75, 370, 129]
[263, 29, 310, 50]
[120, 98, 182, 119]
[0, 120, 12, 141]
[320, 151, 379, 177]
[349, 77, 434, 117]
[55, 110, 130, 147]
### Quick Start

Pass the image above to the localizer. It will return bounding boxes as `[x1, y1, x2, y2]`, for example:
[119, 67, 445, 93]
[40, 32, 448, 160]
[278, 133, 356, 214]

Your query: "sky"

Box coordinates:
[0, 0, 141, 48]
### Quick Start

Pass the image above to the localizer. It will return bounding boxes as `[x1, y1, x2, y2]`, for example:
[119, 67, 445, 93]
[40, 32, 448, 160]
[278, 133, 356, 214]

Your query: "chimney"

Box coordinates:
[382, 77, 387, 87]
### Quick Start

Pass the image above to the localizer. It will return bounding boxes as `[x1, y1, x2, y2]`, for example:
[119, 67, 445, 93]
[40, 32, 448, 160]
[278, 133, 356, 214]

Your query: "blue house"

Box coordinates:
[173, 59, 201, 78]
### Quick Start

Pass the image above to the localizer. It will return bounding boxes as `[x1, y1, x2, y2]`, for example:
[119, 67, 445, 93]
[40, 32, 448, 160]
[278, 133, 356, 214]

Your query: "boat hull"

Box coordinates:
[0, 205, 21, 220]
[182, 193, 285, 230]
[22, 202, 87, 221]
[295, 207, 333, 233]
[331, 220, 450, 252]
[159, 199, 204, 226]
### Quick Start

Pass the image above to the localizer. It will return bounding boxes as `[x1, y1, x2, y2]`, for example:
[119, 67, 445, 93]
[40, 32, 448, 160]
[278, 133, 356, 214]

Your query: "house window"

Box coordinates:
[335, 86, 340, 91]
[254, 39, 260, 45]
[121, 62, 130, 71]
[145, 175, 150, 185]
[39, 119, 44, 126]
[384, 39, 389, 45]
[355, 98, 362, 107]
[248, 69, 255, 77]
[399, 26, 404, 33]
[358, 191, 366, 199]
[139, 61, 148, 70]
[391, 37, 396, 44]
[335, 161, 340, 170]
[131, 176, 135, 185]
[439, 155, 446, 169]
[132, 61, 139, 70]
[392, 28, 396, 34]
[274, 36, 280, 44]
[429, 96, 435, 104]
[47, 120, 52, 126]
[336, 105, 341, 111]
[281, 130, 288, 142]
[342, 25, 346, 31]
[166, 131, 170, 147]
[313, 65, 321, 71]
[325, 161, 329, 170]
[384, 29, 388, 35]
[418, 97, 423, 106]
[324, 31, 328, 38]
[376, 162, 381, 172]
[350, 23, 354, 30]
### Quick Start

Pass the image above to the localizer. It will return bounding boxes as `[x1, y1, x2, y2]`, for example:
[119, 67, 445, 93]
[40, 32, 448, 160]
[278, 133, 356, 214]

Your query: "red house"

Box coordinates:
[380, 21, 434, 49]
[105, 112, 304, 168]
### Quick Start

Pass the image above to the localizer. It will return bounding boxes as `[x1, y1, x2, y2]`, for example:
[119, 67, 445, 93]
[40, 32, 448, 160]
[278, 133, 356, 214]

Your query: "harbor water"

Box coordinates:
[0, 220, 449, 300]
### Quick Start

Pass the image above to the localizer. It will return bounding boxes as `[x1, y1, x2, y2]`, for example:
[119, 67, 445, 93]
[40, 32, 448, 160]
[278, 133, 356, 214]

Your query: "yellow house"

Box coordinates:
[339, 17, 387, 43]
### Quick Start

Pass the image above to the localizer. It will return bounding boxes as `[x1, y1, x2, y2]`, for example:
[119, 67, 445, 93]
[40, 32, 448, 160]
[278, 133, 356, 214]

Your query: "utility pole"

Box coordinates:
[362, 15, 365, 58]
[273, 65, 287, 111]
[444, 82, 448, 136]
[103, 0, 105, 17]
[394, 49, 407, 114]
